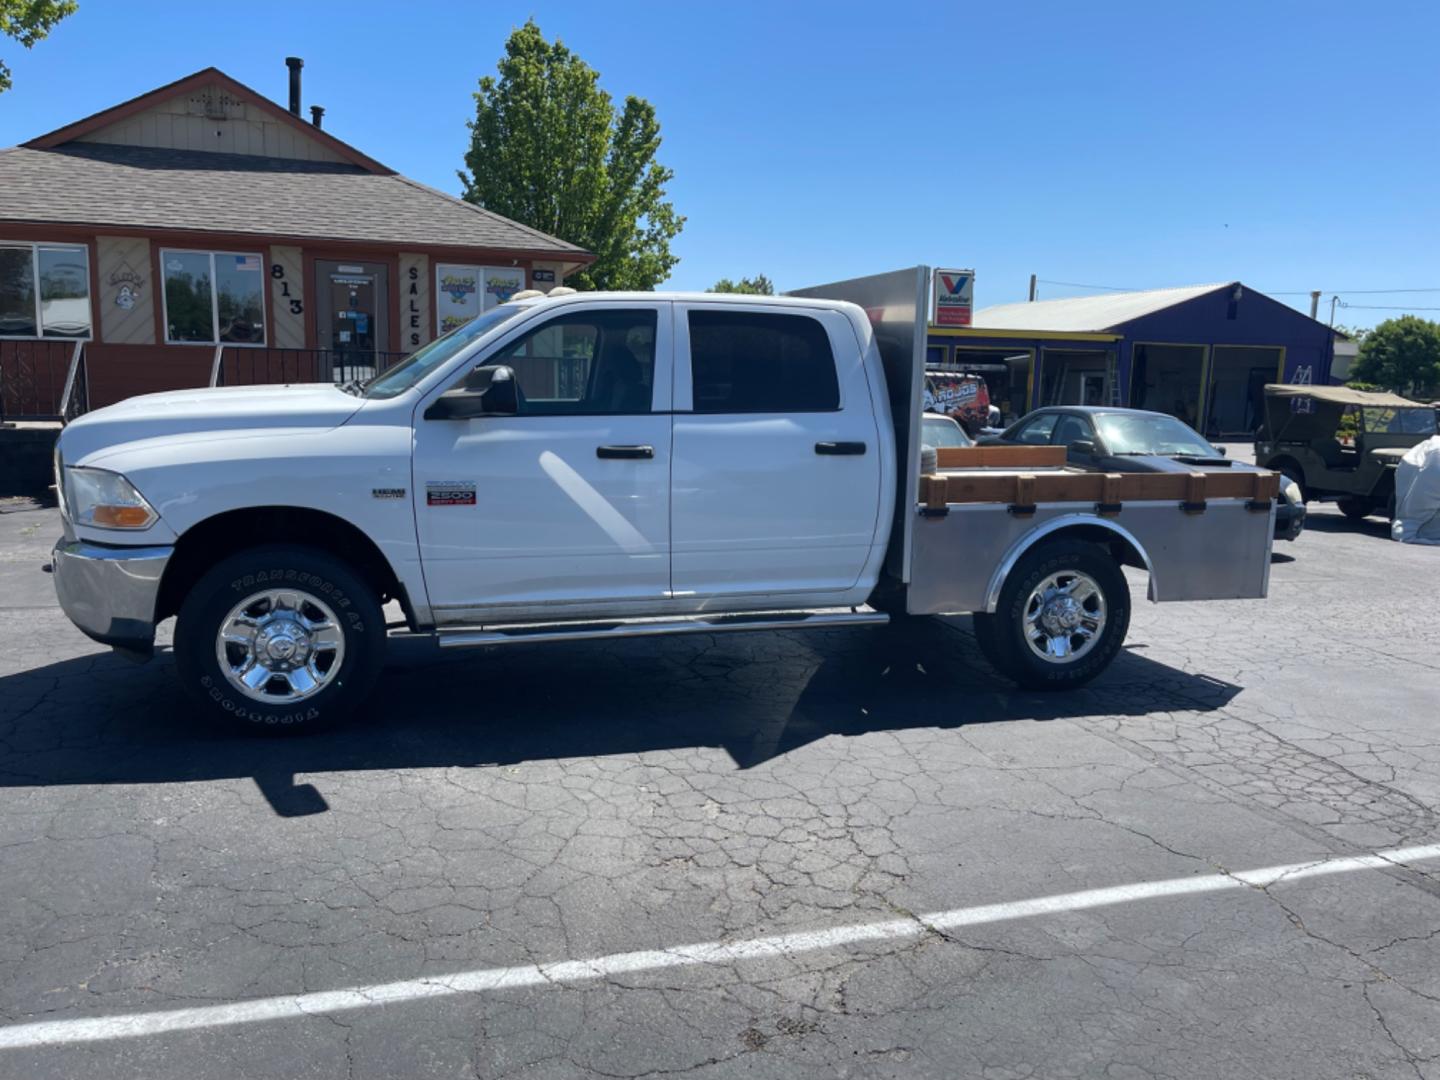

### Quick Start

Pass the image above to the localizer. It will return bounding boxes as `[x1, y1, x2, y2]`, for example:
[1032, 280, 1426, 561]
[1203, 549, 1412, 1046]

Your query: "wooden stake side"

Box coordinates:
[935, 445, 1067, 469]
[918, 469, 1282, 507]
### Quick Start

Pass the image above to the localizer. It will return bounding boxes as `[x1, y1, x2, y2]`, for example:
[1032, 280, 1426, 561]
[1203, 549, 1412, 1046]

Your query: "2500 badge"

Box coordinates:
[426, 481, 476, 506]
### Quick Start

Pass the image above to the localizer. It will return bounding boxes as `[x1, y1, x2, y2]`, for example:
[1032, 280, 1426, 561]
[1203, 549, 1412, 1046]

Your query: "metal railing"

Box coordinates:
[213, 347, 409, 388]
[59, 342, 89, 423]
[0, 339, 84, 423]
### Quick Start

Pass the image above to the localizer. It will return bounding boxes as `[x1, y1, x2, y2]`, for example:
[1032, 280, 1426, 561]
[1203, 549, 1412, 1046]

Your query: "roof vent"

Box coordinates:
[285, 57, 303, 116]
[310, 104, 325, 129]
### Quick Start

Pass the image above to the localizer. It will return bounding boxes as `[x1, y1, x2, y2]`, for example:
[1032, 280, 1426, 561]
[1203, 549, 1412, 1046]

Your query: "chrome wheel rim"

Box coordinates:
[215, 588, 346, 703]
[1023, 570, 1107, 664]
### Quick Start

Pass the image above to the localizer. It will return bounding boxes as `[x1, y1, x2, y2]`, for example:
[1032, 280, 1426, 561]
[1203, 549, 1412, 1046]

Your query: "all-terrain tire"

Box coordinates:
[174, 545, 386, 733]
[971, 539, 1131, 691]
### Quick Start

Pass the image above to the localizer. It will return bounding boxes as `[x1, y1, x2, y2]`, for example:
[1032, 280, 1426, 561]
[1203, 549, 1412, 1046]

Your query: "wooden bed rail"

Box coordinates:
[920, 469, 1280, 513]
[935, 445, 1067, 469]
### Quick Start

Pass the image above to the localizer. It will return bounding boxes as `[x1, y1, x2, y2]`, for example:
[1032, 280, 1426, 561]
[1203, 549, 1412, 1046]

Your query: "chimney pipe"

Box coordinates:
[310, 105, 324, 129]
[285, 56, 303, 116]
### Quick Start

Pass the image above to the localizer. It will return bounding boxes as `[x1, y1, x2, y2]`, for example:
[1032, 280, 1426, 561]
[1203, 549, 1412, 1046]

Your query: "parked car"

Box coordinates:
[984, 406, 1305, 540]
[48, 268, 1277, 730]
[1255, 384, 1439, 521]
[921, 411, 973, 449]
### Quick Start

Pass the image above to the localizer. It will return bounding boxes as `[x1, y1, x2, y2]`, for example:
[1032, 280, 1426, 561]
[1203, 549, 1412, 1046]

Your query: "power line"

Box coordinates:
[1266, 287, 1440, 296]
[1338, 302, 1440, 311]
[1037, 280, 1440, 297]
[1035, 279, 1139, 292]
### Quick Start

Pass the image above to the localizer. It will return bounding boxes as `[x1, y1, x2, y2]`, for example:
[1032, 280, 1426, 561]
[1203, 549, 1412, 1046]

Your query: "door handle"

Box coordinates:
[596, 444, 655, 460]
[815, 441, 867, 456]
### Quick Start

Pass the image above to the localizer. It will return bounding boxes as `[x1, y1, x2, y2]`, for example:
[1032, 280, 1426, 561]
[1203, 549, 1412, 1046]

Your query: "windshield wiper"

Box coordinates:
[338, 378, 365, 397]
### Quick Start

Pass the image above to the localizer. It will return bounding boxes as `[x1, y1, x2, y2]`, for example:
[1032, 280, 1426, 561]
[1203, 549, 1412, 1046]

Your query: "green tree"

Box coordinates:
[459, 20, 683, 291]
[0, 0, 76, 94]
[1351, 315, 1440, 397]
[708, 274, 774, 296]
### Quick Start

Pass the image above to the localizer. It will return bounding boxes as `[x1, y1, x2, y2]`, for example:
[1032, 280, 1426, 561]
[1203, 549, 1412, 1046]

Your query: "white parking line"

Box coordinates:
[2, 842, 1437, 1051]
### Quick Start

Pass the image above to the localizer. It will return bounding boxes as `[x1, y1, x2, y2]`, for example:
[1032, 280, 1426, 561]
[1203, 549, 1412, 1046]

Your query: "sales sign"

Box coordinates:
[932, 269, 974, 327]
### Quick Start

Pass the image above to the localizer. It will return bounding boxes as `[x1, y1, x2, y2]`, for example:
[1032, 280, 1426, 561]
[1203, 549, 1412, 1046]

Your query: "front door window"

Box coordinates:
[315, 260, 389, 379]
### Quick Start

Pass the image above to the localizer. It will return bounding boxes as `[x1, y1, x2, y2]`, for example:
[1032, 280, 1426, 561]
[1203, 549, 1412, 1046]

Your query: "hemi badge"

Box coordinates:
[427, 481, 476, 506]
[372, 488, 406, 500]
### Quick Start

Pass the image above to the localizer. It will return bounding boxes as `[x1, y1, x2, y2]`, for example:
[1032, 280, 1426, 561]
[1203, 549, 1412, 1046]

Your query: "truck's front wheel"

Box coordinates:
[174, 546, 385, 732]
[972, 539, 1130, 691]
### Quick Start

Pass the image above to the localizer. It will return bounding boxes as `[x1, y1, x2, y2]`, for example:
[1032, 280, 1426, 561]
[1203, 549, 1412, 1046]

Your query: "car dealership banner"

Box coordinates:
[436, 265, 529, 335]
[932, 269, 974, 327]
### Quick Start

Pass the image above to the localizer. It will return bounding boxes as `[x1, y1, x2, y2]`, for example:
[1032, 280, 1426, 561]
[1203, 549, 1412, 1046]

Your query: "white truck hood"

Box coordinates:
[60, 384, 367, 467]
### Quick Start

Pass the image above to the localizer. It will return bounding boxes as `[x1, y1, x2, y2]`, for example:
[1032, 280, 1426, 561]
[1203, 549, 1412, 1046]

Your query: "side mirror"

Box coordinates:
[424, 365, 519, 420]
[1213, 445, 1227, 457]
[1069, 439, 1097, 456]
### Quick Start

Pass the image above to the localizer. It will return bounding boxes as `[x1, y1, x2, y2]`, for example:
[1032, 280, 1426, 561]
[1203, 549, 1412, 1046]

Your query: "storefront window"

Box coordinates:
[0, 243, 91, 339]
[163, 250, 265, 345]
[435, 264, 526, 335]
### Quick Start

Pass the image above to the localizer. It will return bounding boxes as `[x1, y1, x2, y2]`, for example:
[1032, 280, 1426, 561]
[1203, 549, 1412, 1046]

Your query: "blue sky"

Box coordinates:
[3, 1, 1437, 327]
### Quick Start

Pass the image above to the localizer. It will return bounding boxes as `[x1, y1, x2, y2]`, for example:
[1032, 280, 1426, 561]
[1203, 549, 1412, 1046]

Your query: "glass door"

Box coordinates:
[314, 260, 389, 379]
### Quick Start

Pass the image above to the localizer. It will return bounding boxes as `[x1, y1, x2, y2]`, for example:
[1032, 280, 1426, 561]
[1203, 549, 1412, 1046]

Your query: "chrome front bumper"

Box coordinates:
[51, 538, 173, 658]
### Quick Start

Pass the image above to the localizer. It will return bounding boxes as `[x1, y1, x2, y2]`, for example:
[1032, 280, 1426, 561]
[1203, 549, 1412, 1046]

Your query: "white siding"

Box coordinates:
[75, 82, 348, 164]
[96, 236, 154, 344]
[268, 245, 306, 349]
[399, 253, 431, 352]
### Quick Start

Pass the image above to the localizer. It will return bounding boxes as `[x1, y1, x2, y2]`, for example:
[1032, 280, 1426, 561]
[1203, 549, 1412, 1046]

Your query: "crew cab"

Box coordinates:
[50, 268, 1279, 731]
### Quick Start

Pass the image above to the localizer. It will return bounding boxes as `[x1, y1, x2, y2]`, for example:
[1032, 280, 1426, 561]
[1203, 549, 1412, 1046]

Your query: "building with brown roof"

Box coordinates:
[0, 60, 591, 415]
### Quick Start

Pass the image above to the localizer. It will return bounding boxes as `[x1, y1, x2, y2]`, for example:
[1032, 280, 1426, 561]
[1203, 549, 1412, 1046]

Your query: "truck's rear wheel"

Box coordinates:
[174, 546, 385, 732]
[972, 540, 1130, 690]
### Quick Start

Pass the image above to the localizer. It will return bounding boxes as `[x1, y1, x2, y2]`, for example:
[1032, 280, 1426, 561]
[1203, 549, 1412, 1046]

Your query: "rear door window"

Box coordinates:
[687, 310, 839, 413]
[1013, 413, 1059, 444]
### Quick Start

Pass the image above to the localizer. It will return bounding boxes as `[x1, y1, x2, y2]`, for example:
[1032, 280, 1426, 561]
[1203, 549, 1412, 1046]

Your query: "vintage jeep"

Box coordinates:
[1255, 384, 1439, 520]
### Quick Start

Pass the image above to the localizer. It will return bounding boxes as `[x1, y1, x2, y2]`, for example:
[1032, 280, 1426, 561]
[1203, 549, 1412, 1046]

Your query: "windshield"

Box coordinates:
[1096, 413, 1214, 456]
[362, 306, 524, 399]
[1362, 407, 1437, 435]
[922, 415, 973, 448]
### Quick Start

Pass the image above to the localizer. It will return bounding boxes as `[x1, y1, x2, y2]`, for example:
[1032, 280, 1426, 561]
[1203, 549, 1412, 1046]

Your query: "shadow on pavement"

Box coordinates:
[0, 619, 1241, 816]
[1299, 511, 1393, 539]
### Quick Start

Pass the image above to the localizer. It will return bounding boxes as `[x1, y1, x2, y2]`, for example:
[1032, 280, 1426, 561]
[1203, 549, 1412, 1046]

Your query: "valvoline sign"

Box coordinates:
[932, 268, 974, 327]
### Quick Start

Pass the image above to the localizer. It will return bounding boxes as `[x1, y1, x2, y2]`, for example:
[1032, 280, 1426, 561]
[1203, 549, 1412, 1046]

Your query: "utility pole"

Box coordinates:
[1028, 274, 1037, 302]
[1309, 290, 1321, 319]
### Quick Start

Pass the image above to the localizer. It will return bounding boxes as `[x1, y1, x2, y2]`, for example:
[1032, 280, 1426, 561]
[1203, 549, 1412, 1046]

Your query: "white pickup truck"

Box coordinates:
[49, 267, 1277, 730]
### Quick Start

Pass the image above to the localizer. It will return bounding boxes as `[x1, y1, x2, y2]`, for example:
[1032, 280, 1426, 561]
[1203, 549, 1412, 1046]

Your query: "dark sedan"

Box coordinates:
[983, 406, 1305, 541]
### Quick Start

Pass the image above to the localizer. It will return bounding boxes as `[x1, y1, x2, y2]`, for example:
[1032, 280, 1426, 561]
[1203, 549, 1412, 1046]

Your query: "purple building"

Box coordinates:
[927, 282, 1337, 438]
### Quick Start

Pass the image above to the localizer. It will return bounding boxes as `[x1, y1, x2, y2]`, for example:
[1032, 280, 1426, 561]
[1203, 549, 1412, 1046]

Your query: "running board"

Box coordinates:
[433, 607, 889, 649]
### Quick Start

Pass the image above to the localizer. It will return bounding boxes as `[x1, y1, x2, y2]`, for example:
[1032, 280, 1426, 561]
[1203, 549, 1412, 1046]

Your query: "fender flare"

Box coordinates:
[983, 513, 1157, 613]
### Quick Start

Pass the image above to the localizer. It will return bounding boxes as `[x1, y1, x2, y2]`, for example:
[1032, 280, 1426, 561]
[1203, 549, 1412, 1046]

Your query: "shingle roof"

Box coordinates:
[973, 283, 1234, 332]
[0, 143, 588, 256]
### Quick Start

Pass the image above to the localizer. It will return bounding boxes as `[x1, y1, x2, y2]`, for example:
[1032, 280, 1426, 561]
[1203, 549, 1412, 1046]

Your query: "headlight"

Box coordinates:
[1278, 476, 1302, 505]
[63, 467, 158, 529]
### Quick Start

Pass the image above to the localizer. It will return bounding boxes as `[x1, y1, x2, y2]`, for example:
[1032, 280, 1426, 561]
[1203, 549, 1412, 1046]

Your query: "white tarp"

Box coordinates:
[1392, 435, 1440, 545]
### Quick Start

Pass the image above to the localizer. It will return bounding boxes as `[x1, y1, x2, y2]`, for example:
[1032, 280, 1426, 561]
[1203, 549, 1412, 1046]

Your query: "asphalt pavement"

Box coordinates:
[1, 496, 1438, 1079]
